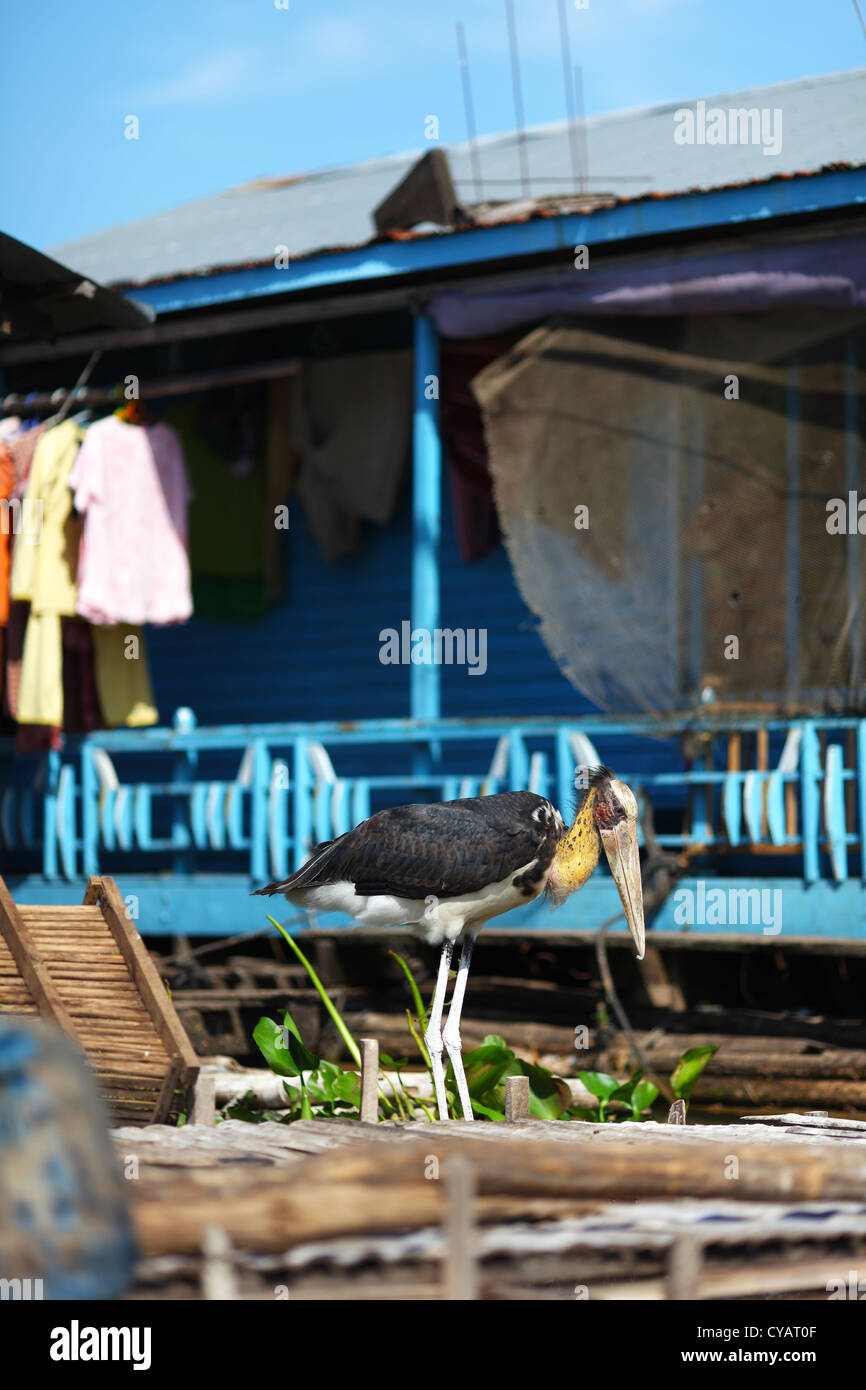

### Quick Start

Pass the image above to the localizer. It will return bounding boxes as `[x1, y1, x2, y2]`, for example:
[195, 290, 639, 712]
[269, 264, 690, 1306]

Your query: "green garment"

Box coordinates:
[166, 402, 268, 621]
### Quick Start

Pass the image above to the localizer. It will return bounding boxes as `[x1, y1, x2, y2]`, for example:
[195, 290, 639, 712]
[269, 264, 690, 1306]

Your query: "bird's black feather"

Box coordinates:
[253, 791, 563, 901]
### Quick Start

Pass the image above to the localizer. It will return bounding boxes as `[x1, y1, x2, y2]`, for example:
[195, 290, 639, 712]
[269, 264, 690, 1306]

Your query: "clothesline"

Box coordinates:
[2, 357, 300, 415]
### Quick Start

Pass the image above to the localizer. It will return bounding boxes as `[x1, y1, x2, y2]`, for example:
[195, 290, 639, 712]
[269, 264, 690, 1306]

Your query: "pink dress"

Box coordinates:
[70, 416, 193, 626]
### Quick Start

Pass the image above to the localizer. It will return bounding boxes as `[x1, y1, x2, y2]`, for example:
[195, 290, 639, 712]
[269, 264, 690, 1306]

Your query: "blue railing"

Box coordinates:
[2, 709, 866, 887]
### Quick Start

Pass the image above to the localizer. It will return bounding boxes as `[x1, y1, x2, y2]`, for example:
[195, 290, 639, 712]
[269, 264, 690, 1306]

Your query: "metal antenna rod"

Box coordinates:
[504, 0, 530, 198]
[456, 21, 485, 201]
[556, 0, 581, 195]
[574, 62, 589, 194]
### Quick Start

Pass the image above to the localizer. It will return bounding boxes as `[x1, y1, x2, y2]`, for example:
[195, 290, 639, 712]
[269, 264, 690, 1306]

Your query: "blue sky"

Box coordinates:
[3, 0, 864, 253]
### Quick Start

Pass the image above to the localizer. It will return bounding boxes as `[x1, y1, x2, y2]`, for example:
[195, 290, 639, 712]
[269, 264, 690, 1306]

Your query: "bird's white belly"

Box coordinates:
[288, 860, 545, 944]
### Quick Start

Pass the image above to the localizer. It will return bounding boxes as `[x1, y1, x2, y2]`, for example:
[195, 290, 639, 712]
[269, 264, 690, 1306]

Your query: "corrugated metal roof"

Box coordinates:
[51, 67, 866, 290]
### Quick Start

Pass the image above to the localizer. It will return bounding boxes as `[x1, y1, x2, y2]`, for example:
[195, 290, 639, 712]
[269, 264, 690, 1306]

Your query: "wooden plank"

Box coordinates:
[19, 905, 106, 920]
[188, 1076, 217, 1127]
[84, 877, 199, 1087]
[596, 1255, 866, 1301]
[152, 1058, 184, 1124]
[127, 1126, 866, 1256]
[0, 877, 82, 1042]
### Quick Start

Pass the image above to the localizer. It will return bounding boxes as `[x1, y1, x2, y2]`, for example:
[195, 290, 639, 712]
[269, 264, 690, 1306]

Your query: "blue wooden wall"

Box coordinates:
[147, 470, 584, 729]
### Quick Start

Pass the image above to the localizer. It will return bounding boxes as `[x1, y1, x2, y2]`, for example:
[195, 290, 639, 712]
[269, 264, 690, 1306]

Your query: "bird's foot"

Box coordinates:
[424, 1025, 450, 1121]
[443, 1024, 473, 1122]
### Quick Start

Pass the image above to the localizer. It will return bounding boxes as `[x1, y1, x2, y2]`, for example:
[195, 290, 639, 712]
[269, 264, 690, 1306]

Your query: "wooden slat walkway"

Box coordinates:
[0, 876, 198, 1124]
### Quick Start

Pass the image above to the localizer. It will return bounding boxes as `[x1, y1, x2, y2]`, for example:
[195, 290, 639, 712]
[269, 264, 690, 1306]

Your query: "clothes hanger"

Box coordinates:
[114, 397, 153, 426]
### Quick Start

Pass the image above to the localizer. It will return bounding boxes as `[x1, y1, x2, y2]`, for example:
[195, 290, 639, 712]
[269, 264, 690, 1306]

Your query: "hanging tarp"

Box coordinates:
[472, 312, 866, 714]
[432, 233, 866, 339]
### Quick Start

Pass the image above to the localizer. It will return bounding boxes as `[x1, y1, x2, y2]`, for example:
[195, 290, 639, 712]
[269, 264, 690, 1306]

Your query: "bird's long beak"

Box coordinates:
[599, 819, 645, 960]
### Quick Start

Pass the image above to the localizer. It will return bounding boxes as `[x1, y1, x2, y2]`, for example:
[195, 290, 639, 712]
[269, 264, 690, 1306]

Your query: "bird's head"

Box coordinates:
[547, 767, 645, 960]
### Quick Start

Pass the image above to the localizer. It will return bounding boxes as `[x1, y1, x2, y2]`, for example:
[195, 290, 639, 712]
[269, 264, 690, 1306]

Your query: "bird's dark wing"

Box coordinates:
[253, 791, 562, 900]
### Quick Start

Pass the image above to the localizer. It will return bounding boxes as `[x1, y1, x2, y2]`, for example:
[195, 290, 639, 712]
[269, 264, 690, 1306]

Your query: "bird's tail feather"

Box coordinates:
[250, 833, 347, 897]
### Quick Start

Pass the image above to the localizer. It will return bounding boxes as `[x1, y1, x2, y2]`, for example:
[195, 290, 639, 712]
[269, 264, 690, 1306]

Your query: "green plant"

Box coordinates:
[670, 1045, 719, 1110]
[573, 1069, 659, 1121]
[573, 1044, 719, 1123]
[246, 917, 720, 1124]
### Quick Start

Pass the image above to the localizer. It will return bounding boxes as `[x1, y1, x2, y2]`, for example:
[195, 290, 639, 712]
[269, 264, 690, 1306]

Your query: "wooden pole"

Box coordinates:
[443, 1156, 478, 1300]
[201, 1226, 238, 1301]
[189, 1075, 217, 1127]
[359, 1038, 379, 1123]
[505, 1075, 530, 1122]
[667, 1233, 702, 1300]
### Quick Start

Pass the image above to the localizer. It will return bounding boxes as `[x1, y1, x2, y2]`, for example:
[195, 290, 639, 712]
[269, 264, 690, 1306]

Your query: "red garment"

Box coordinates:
[61, 617, 102, 732]
[7, 423, 45, 498]
[4, 599, 28, 720]
[0, 443, 14, 628]
[11, 614, 103, 749]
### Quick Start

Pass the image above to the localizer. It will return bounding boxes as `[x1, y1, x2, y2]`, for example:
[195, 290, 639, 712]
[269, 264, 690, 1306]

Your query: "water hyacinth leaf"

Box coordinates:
[380, 1052, 408, 1069]
[328, 1069, 362, 1106]
[463, 1043, 515, 1099]
[253, 1016, 303, 1077]
[281, 1009, 320, 1073]
[470, 1097, 506, 1121]
[577, 1070, 622, 1102]
[631, 1079, 660, 1115]
[670, 1045, 718, 1101]
[609, 1073, 642, 1106]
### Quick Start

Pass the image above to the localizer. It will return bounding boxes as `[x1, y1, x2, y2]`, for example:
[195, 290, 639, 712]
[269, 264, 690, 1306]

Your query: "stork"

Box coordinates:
[254, 767, 644, 1122]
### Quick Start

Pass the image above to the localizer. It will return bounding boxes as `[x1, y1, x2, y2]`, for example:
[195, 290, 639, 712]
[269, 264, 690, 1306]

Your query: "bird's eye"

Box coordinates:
[611, 780, 638, 819]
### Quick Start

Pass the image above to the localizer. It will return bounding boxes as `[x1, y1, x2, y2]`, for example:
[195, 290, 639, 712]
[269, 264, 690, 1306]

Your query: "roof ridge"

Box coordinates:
[191, 65, 866, 203]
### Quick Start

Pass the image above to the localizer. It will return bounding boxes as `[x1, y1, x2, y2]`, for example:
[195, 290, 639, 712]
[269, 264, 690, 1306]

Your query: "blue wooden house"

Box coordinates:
[2, 68, 866, 947]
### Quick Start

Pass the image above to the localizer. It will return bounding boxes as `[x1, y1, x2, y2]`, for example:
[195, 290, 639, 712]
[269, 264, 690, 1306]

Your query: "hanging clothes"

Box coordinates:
[70, 414, 193, 626]
[166, 399, 268, 621]
[60, 617, 103, 732]
[11, 420, 85, 726]
[440, 337, 520, 565]
[0, 443, 14, 618]
[91, 625, 157, 728]
[11, 419, 82, 612]
[6, 420, 45, 500]
[3, 600, 28, 720]
[0, 442, 15, 699]
[265, 373, 298, 602]
[293, 350, 411, 561]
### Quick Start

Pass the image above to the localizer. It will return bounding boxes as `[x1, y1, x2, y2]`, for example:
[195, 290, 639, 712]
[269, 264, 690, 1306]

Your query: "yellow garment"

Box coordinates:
[10, 420, 83, 612]
[91, 625, 158, 728]
[16, 613, 64, 725]
[14, 421, 84, 724]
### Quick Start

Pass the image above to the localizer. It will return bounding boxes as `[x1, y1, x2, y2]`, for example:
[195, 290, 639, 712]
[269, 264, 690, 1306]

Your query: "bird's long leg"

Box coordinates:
[442, 931, 477, 1122]
[424, 939, 454, 1121]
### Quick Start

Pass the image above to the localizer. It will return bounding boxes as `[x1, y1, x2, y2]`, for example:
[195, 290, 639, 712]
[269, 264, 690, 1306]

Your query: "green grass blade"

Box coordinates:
[388, 950, 428, 1027]
[405, 1007, 432, 1073]
[266, 914, 361, 1066]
